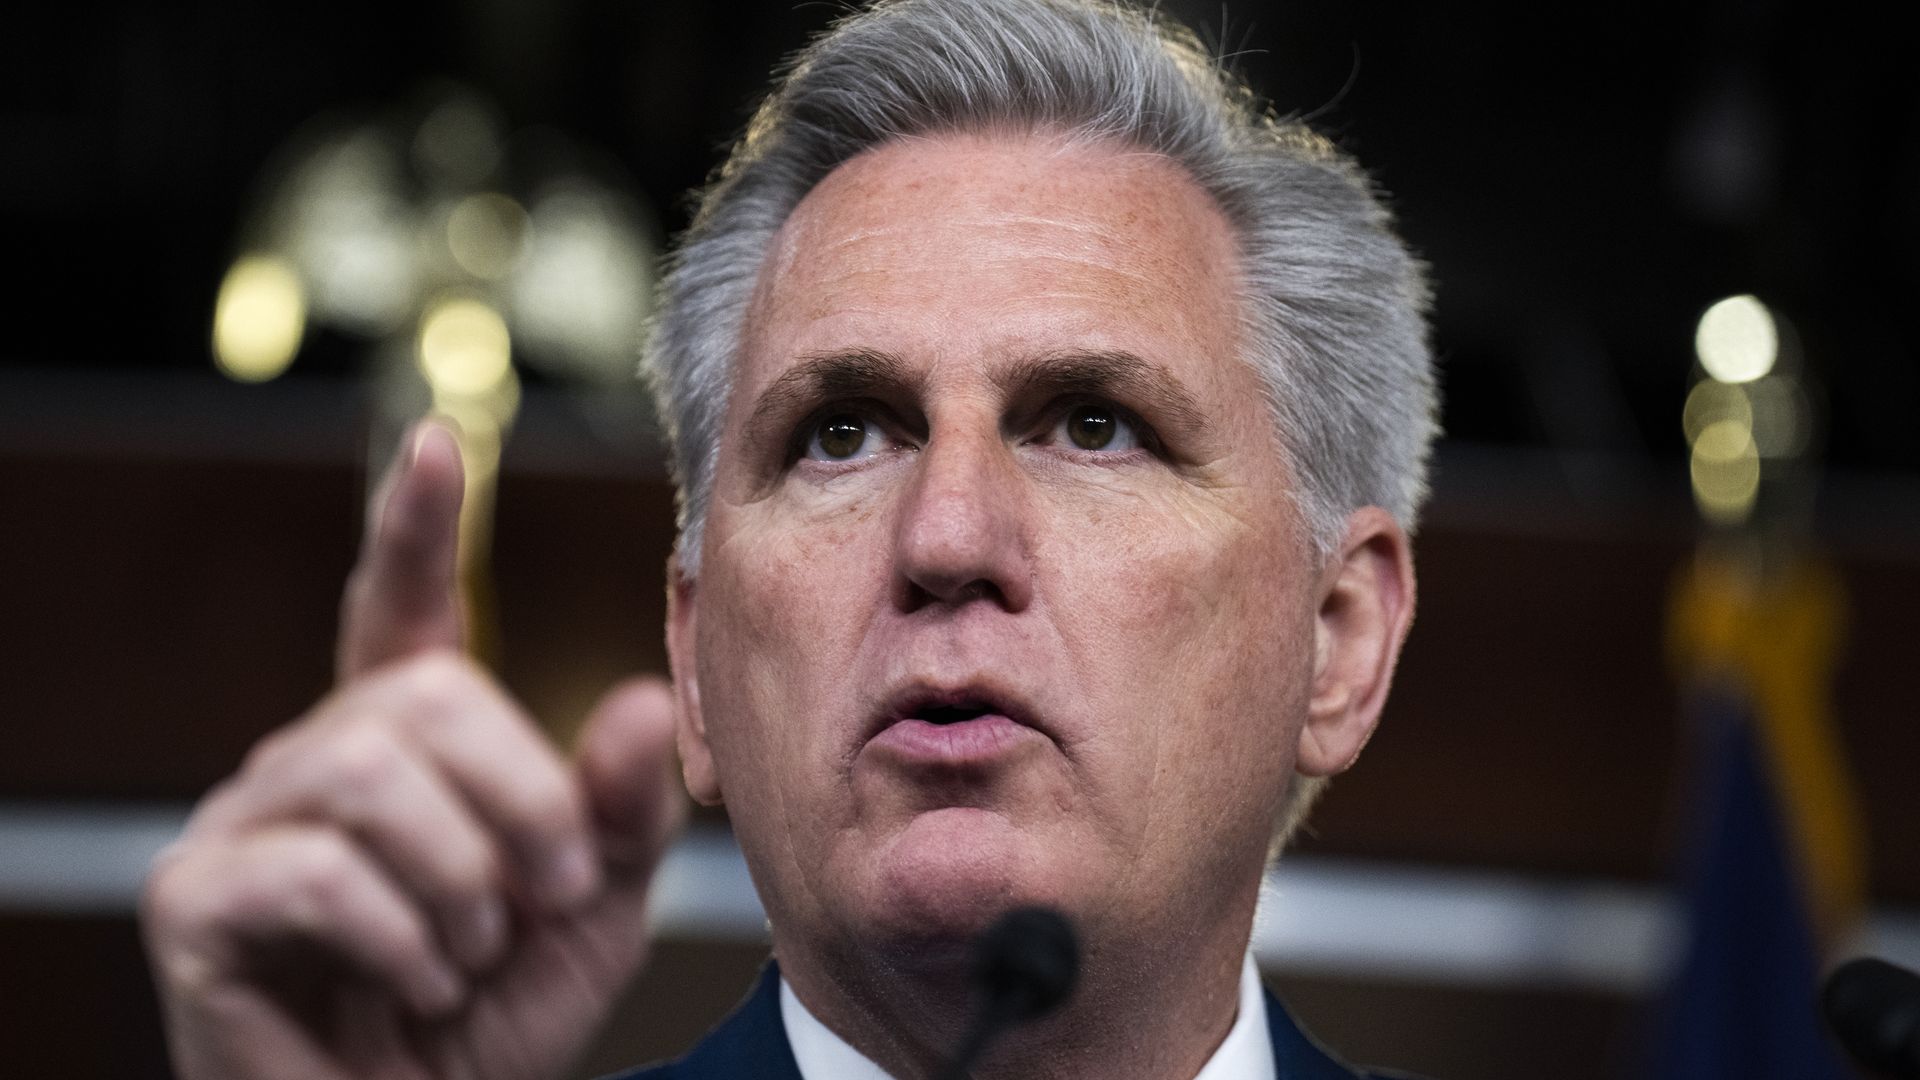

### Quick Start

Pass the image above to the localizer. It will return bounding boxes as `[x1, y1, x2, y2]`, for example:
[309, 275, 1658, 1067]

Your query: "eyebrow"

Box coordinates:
[993, 349, 1207, 433]
[741, 348, 922, 453]
[739, 346, 1210, 455]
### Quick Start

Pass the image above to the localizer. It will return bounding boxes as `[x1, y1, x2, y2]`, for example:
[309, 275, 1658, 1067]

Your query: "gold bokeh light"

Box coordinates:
[417, 296, 511, 398]
[1690, 418, 1761, 524]
[1682, 379, 1753, 445]
[212, 254, 306, 382]
[446, 193, 529, 281]
[1694, 294, 1778, 384]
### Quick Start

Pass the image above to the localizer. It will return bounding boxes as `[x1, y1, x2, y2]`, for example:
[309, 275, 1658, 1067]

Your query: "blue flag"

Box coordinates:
[1648, 690, 1853, 1078]
[1647, 556, 1864, 1079]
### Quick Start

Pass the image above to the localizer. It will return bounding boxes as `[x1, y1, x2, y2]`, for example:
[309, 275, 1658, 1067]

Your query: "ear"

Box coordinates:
[666, 555, 724, 806]
[1295, 507, 1416, 778]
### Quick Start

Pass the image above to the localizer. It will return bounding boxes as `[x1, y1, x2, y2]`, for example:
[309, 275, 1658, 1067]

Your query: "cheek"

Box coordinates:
[693, 497, 891, 778]
[706, 485, 886, 646]
[1055, 488, 1305, 660]
[1042, 489, 1313, 791]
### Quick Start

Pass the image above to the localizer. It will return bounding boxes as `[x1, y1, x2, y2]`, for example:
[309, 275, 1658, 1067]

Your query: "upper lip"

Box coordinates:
[867, 679, 1045, 742]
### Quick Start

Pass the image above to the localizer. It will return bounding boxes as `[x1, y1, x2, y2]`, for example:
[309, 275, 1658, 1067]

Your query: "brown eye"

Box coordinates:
[810, 414, 871, 460]
[1066, 405, 1117, 450]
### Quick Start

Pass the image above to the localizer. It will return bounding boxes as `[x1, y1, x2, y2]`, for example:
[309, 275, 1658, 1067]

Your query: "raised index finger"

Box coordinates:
[337, 420, 466, 680]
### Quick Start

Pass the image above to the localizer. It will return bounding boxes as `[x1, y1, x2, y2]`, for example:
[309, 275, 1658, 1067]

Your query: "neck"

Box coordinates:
[773, 889, 1260, 1080]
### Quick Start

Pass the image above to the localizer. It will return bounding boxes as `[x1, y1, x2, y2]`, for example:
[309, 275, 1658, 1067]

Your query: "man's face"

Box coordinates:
[672, 133, 1331, 962]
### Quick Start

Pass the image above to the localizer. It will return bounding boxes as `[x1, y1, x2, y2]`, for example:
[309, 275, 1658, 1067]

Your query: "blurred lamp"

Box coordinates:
[212, 255, 306, 382]
[1695, 294, 1778, 384]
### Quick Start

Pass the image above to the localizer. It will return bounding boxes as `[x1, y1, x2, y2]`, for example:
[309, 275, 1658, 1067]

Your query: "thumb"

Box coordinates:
[576, 677, 687, 882]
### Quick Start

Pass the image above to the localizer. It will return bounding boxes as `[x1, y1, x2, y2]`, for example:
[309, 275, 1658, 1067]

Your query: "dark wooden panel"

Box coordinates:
[1298, 526, 1688, 881]
[0, 453, 356, 799]
[490, 470, 678, 740]
[0, 914, 172, 1079]
[1275, 971, 1637, 1080]
[1834, 552, 1920, 898]
[0, 451, 677, 799]
[3, 443, 1916, 898]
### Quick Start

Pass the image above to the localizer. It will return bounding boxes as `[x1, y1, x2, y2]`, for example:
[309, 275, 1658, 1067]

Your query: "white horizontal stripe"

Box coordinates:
[1254, 859, 1677, 992]
[3, 802, 1912, 993]
[0, 802, 191, 912]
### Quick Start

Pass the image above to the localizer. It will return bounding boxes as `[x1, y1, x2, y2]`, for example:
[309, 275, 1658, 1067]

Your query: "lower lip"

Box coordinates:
[864, 715, 1039, 767]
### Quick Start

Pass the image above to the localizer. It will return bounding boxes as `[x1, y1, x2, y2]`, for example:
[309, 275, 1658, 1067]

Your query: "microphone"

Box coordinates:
[1823, 956, 1920, 1078]
[936, 906, 1080, 1080]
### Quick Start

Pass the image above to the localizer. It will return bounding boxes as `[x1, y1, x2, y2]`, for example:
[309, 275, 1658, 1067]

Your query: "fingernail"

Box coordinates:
[453, 895, 507, 970]
[409, 420, 440, 465]
[536, 845, 599, 911]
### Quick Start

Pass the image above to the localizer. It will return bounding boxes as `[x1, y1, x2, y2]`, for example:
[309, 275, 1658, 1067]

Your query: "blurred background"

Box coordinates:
[2, 1, 1915, 1077]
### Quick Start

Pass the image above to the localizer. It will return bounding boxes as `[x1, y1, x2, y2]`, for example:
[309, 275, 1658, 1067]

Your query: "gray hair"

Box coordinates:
[643, 0, 1438, 843]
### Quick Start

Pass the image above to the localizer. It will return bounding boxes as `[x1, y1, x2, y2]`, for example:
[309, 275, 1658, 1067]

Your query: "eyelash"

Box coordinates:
[787, 398, 1162, 467]
[1038, 399, 1159, 459]
[787, 400, 908, 467]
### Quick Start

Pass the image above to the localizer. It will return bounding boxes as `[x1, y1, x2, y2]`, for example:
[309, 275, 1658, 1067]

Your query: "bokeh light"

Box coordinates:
[1694, 294, 1778, 384]
[1690, 417, 1762, 523]
[509, 183, 654, 381]
[412, 92, 504, 190]
[1744, 374, 1811, 459]
[445, 193, 530, 281]
[1682, 379, 1753, 445]
[282, 131, 419, 335]
[211, 254, 306, 382]
[417, 296, 511, 399]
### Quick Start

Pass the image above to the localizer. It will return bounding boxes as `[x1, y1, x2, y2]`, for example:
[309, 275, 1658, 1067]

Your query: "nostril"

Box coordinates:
[897, 576, 1007, 614]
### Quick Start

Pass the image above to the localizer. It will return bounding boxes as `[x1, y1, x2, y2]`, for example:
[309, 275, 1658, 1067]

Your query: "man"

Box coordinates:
[141, 1, 1436, 1077]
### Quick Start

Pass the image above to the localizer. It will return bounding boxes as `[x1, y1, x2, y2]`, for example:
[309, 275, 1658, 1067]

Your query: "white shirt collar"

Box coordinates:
[779, 952, 1276, 1080]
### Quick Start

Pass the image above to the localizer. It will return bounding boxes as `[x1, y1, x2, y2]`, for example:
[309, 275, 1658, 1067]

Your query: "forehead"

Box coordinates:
[737, 131, 1252, 400]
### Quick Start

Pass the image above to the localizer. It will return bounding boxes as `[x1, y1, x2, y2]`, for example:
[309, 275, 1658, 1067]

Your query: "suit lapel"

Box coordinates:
[637, 963, 1397, 1080]
[1263, 986, 1375, 1079]
[666, 962, 805, 1080]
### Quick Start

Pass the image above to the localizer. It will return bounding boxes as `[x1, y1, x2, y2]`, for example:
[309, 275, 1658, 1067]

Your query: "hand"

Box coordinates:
[141, 421, 686, 1080]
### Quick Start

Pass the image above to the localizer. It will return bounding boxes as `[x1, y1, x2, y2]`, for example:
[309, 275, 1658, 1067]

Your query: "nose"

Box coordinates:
[891, 428, 1034, 613]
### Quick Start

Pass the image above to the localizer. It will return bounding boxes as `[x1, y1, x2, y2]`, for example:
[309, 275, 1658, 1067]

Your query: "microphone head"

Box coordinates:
[1823, 956, 1920, 1075]
[973, 905, 1079, 1023]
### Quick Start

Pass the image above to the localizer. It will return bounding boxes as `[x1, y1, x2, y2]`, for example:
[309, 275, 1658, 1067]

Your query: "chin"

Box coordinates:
[857, 807, 1072, 954]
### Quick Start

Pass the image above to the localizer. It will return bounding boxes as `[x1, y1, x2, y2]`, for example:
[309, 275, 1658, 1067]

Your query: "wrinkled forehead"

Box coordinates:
[736, 131, 1251, 400]
[760, 132, 1239, 283]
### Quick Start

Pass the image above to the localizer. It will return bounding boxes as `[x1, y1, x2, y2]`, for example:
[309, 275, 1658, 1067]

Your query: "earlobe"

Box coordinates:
[1297, 508, 1416, 778]
[666, 558, 725, 806]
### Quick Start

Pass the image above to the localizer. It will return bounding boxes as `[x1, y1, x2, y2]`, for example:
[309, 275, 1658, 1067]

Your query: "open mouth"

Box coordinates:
[866, 684, 1043, 765]
[916, 701, 995, 725]
[874, 684, 1039, 740]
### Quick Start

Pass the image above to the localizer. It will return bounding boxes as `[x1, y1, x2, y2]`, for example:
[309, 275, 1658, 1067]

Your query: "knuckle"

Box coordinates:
[322, 724, 402, 800]
[153, 831, 336, 931]
[436, 833, 497, 894]
[280, 830, 357, 898]
[510, 771, 582, 838]
[397, 649, 483, 716]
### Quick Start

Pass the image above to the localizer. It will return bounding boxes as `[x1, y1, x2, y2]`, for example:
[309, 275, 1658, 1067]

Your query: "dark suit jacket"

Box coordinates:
[602, 963, 1417, 1079]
